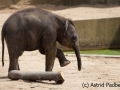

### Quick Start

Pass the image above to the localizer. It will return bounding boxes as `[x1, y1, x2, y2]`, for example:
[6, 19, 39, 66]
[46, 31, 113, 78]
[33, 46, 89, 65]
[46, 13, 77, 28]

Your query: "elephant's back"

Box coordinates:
[2, 8, 57, 51]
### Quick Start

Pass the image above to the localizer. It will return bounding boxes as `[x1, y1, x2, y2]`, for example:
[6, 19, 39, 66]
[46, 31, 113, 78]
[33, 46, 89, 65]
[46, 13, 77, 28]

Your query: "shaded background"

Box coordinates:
[0, 0, 120, 7]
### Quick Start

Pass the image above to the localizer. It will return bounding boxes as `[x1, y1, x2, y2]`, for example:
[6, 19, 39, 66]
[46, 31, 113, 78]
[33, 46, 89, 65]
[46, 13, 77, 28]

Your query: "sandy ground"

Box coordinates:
[0, 5, 120, 90]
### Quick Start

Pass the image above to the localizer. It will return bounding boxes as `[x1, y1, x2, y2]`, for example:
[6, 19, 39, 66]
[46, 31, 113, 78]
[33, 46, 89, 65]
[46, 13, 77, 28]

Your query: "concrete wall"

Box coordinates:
[75, 17, 120, 50]
[58, 17, 120, 50]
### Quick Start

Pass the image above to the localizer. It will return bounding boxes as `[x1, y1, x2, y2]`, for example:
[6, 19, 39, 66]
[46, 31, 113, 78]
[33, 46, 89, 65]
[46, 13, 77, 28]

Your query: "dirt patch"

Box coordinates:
[1, 4, 120, 20]
[0, 53, 120, 90]
[0, 5, 120, 90]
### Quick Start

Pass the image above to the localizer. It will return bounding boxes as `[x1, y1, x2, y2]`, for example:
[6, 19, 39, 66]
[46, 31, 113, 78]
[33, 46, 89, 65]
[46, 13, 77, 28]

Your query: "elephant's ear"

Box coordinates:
[65, 20, 69, 31]
[64, 20, 69, 35]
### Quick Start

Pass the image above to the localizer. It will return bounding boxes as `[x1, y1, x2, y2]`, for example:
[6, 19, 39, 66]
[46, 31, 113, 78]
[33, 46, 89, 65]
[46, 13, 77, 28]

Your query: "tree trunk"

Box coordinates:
[8, 70, 64, 84]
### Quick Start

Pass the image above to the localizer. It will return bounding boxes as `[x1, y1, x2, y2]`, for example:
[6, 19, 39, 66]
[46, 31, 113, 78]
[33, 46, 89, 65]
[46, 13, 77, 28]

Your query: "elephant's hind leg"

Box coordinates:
[9, 55, 19, 72]
[8, 49, 23, 72]
[7, 43, 24, 72]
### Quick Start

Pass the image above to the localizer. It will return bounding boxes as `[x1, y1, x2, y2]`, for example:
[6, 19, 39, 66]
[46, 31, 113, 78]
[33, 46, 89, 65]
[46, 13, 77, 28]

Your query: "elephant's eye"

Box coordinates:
[71, 35, 77, 41]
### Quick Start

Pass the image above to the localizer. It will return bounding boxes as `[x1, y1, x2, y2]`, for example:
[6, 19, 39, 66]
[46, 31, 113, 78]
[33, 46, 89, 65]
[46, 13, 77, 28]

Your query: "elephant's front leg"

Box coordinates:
[45, 45, 57, 71]
[56, 49, 70, 67]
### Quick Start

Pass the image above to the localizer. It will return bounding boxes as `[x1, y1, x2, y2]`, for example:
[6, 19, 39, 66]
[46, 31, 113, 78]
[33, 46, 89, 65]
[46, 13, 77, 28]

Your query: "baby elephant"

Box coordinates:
[1, 8, 81, 72]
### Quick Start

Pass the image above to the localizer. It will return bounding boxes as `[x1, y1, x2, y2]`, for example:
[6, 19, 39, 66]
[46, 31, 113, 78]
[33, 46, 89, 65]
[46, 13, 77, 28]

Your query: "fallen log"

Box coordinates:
[8, 70, 65, 84]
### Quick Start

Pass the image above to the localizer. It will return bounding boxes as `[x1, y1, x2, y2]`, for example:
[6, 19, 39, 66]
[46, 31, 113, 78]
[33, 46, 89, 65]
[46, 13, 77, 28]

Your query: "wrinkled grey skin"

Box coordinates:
[1, 8, 81, 72]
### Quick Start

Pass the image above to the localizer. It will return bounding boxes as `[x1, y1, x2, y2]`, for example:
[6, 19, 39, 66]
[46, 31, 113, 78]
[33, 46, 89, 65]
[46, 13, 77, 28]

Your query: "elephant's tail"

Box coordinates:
[1, 28, 4, 66]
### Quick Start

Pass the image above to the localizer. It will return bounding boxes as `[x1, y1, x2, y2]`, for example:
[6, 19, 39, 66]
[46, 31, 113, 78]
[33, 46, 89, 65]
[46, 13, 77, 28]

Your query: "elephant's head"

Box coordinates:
[57, 20, 81, 71]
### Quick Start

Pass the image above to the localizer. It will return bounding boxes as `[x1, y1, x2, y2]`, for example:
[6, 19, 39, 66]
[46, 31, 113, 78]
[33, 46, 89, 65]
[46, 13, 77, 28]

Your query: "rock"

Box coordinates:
[0, 5, 6, 8]
[9, 5, 21, 9]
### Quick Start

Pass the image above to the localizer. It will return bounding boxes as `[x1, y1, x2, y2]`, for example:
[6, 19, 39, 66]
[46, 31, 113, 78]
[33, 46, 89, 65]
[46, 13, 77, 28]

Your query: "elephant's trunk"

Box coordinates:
[73, 42, 81, 71]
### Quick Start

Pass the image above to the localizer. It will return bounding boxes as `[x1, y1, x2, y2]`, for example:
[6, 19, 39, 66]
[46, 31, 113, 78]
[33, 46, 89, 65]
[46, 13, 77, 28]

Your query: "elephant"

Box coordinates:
[1, 8, 81, 72]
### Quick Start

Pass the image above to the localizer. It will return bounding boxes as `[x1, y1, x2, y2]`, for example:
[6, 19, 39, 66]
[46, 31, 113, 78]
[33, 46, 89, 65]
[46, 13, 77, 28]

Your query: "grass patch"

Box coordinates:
[64, 49, 120, 55]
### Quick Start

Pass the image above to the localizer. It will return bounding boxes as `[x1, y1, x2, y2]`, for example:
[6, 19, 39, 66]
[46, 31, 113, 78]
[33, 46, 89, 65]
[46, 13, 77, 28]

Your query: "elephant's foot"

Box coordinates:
[60, 60, 70, 67]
